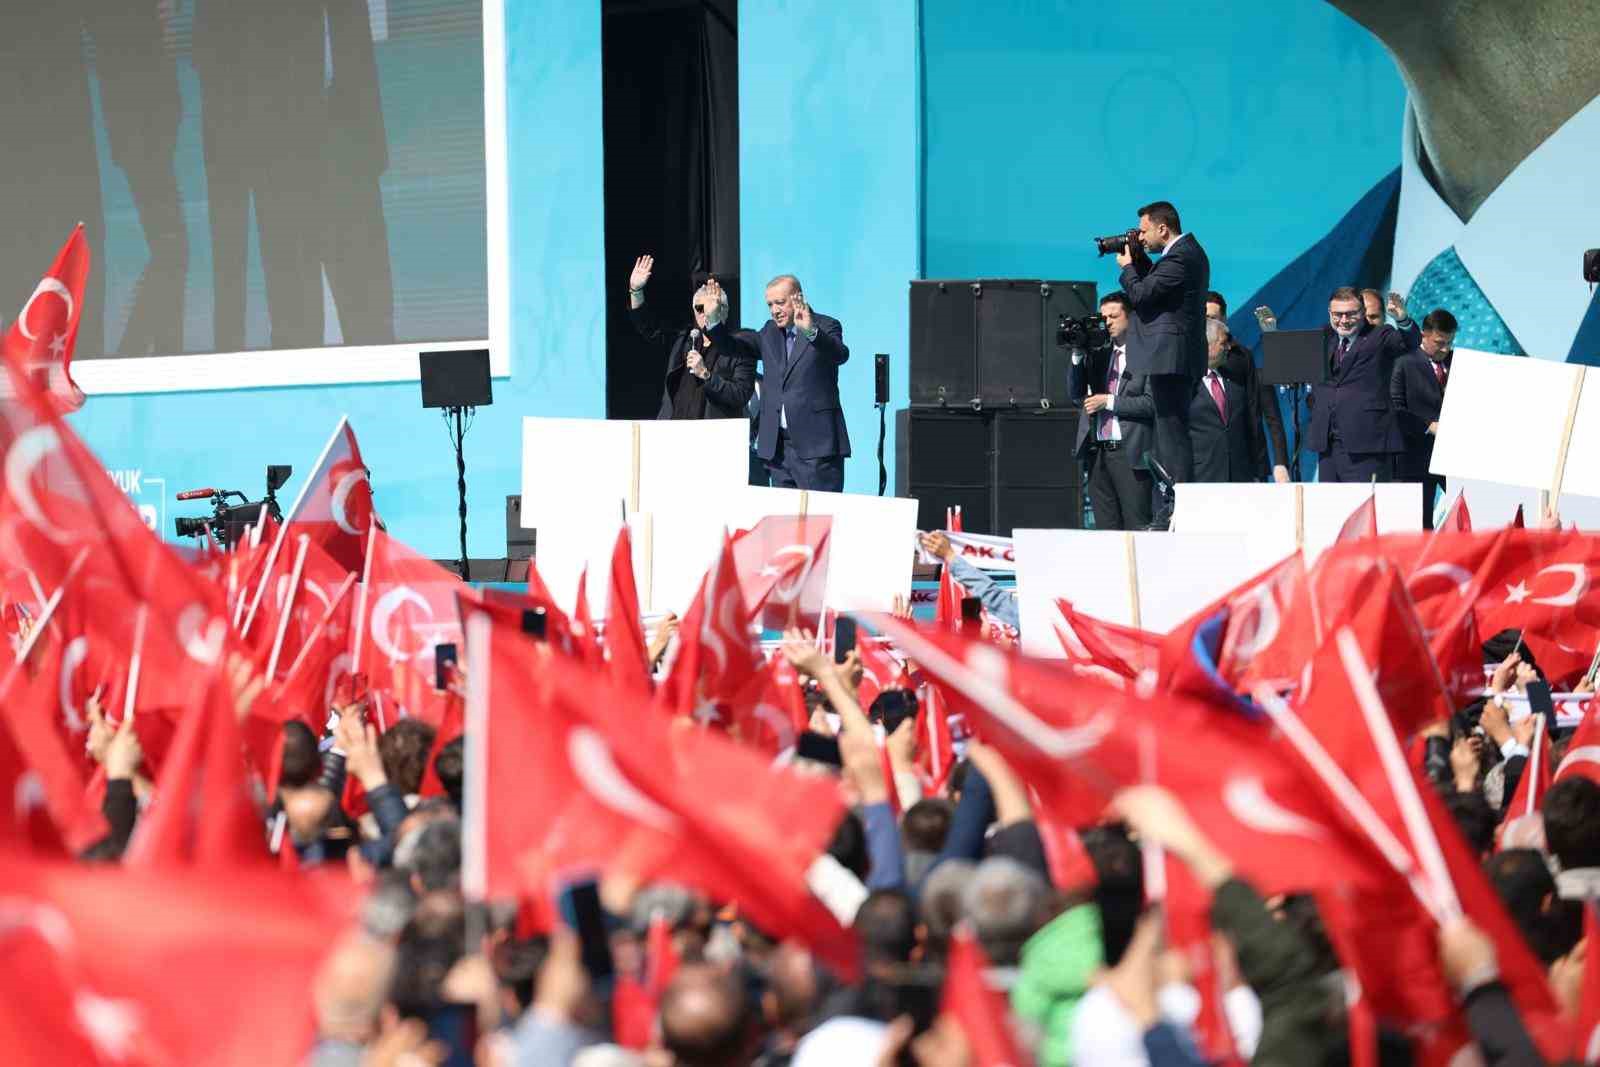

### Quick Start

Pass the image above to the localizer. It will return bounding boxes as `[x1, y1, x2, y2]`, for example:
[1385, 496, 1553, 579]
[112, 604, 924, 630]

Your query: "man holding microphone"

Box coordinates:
[628, 254, 755, 420]
[1115, 200, 1210, 528]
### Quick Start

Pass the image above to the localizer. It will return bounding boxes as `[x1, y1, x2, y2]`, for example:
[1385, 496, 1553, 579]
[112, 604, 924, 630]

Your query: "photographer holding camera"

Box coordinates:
[1067, 292, 1154, 530]
[1109, 201, 1210, 528]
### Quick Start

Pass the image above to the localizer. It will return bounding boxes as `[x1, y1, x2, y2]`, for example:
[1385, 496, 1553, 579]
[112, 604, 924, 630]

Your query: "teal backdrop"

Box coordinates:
[68, 0, 1410, 554]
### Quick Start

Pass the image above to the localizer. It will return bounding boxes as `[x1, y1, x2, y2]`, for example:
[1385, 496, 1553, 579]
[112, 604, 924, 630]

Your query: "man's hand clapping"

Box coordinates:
[1083, 394, 1110, 415]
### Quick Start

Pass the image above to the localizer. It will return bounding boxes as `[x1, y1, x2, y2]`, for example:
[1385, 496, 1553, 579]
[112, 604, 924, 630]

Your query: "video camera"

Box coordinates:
[1093, 229, 1140, 257]
[173, 464, 292, 549]
[1055, 313, 1110, 351]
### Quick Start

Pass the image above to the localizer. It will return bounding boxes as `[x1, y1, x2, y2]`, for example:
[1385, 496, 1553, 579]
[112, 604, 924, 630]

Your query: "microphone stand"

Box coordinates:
[445, 405, 474, 580]
[876, 402, 887, 496]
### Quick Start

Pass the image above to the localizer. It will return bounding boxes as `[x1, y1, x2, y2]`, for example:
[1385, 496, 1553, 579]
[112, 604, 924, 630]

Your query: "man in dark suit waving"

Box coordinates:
[1116, 200, 1210, 527]
[1306, 286, 1418, 482]
[751, 274, 850, 491]
[1391, 308, 1457, 526]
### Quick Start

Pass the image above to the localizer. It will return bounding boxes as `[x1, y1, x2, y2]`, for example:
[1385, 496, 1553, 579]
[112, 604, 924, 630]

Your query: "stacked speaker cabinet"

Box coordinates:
[900, 279, 1093, 535]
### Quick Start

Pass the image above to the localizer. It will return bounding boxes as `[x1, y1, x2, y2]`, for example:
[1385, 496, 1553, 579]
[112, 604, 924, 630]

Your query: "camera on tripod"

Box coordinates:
[1055, 313, 1110, 351]
[1093, 229, 1140, 257]
[173, 464, 292, 549]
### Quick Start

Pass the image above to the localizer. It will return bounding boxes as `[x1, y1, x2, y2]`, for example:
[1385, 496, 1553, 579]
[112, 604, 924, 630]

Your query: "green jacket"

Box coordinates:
[1210, 879, 1336, 1067]
[1010, 904, 1104, 1067]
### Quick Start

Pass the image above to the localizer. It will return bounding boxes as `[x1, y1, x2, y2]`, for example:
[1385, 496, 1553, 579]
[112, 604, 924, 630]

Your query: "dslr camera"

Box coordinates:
[1056, 313, 1110, 351]
[1094, 228, 1141, 257]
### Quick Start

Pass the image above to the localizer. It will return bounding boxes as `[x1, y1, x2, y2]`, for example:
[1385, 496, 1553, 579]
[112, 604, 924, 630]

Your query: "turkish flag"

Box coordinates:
[1438, 493, 1471, 534]
[915, 679, 955, 793]
[1474, 530, 1600, 685]
[277, 416, 379, 575]
[868, 616, 1382, 898]
[248, 533, 355, 679]
[1325, 558, 1453, 736]
[123, 675, 271, 868]
[1336, 494, 1378, 543]
[721, 656, 806, 757]
[465, 612, 859, 976]
[354, 529, 478, 728]
[1163, 860, 1243, 1065]
[570, 568, 606, 668]
[1, 225, 88, 414]
[1206, 552, 1317, 696]
[1573, 903, 1600, 1063]
[605, 526, 652, 694]
[1051, 598, 1160, 682]
[656, 531, 761, 725]
[0, 847, 351, 1066]
[942, 926, 1024, 1067]
[1499, 713, 1552, 844]
[730, 515, 831, 629]
[936, 561, 966, 633]
[1557, 701, 1600, 786]
[854, 630, 901, 711]
[0, 643, 105, 852]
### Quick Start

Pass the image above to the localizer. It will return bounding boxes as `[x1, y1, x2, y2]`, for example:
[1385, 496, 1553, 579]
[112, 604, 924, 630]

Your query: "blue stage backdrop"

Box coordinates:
[70, 2, 605, 560]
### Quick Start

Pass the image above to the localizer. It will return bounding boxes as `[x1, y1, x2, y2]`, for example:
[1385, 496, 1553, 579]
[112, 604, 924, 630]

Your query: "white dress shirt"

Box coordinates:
[1389, 92, 1600, 361]
[1100, 344, 1126, 441]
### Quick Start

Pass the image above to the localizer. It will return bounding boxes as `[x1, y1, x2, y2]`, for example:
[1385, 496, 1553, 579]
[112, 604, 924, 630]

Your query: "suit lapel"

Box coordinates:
[783, 326, 813, 388]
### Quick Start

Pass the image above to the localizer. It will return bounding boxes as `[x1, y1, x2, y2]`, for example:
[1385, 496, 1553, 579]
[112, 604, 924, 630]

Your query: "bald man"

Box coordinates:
[659, 964, 759, 1067]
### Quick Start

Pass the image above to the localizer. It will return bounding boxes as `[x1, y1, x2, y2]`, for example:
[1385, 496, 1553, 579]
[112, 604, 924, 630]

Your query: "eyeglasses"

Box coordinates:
[693, 304, 704, 313]
[1329, 310, 1362, 320]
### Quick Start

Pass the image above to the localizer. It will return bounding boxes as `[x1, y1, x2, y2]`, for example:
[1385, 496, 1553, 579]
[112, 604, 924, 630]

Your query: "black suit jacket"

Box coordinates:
[747, 313, 851, 461]
[1119, 234, 1211, 379]
[1218, 341, 1286, 478]
[1305, 322, 1415, 455]
[1188, 371, 1255, 482]
[1389, 350, 1449, 479]
[1067, 345, 1154, 461]
[629, 301, 756, 420]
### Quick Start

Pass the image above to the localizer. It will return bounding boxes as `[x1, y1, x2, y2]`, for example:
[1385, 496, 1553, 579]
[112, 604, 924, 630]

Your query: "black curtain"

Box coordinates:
[602, 0, 739, 419]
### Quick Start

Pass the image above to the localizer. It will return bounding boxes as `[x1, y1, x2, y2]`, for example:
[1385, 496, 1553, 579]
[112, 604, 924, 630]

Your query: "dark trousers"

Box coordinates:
[1084, 443, 1152, 531]
[766, 431, 844, 492]
[1416, 473, 1446, 529]
[1148, 373, 1194, 526]
[1319, 440, 1393, 484]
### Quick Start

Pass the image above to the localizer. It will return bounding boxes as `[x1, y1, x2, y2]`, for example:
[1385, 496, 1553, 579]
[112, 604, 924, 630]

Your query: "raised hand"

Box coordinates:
[919, 530, 956, 563]
[791, 290, 814, 334]
[1386, 291, 1409, 322]
[103, 710, 143, 781]
[701, 277, 727, 327]
[629, 254, 654, 291]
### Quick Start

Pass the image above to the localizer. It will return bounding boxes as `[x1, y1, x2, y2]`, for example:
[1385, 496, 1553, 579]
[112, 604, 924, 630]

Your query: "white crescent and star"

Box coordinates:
[328, 469, 370, 537]
[59, 637, 88, 733]
[1411, 562, 1473, 599]
[1222, 776, 1327, 840]
[17, 279, 72, 342]
[1222, 585, 1282, 664]
[176, 605, 226, 664]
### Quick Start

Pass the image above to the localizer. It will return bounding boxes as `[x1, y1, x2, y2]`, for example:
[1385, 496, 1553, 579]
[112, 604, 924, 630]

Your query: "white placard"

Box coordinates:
[1430, 349, 1583, 492]
[1175, 482, 1422, 565]
[520, 417, 751, 529]
[645, 487, 919, 617]
[1015, 529, 1270, 659]
[1556, 369, 1600, 502]
[533, 513, 652, 620]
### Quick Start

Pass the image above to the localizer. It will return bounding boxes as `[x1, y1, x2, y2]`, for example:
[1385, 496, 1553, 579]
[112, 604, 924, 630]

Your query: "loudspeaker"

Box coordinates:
[993, 409, 1082, 534]
[910, 279, 1096, 410]
[976, 279, 1043, 407]
[909, 280, 977, 406]
[896, 409, 992, 534]
[505, 495, 535, 560]
[420, 349, 492, 409]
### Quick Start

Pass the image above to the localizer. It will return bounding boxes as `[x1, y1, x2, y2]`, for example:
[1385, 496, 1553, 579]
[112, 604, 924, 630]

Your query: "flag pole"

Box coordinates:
[122, 604, 148, 726]
[240, 416, 349, 638]
[282, 573, 358, 686]
[265, 535, 311, 681]
[10, 548, 89, 666]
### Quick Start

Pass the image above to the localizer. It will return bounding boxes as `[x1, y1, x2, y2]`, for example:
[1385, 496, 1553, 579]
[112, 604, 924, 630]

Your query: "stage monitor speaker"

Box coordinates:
[908, 280, 977, 406]
[896, 408, 993, 535]
[975, 279, 1044, 407]
[420, 348, 492, 409]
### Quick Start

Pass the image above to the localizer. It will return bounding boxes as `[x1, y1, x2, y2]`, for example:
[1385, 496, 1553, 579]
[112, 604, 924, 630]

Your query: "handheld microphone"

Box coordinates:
[689, 328, 701, 347]
[176, 487, 218, 501]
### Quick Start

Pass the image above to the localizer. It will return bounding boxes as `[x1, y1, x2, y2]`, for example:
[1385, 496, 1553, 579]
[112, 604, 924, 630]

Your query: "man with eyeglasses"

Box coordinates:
[1305, 286, 1419, 482]
[627, 253, 756, 421]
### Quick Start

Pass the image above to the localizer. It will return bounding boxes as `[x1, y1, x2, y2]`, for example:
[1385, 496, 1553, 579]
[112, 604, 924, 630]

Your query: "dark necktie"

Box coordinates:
[1333, 335, 1350, 371]
[1433, 361, 1447, 389]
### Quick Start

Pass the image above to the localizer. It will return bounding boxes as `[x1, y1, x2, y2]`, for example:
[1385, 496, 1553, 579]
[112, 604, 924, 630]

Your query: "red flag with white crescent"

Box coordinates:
[2, 225, 88, 414]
